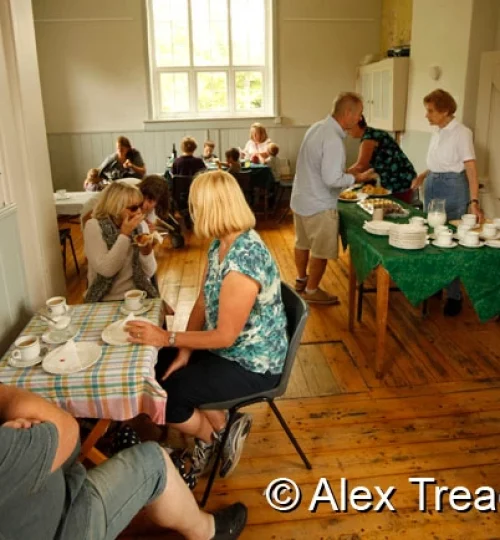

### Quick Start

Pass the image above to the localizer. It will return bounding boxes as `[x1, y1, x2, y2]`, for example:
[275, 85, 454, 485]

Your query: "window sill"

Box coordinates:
[144, 115, 282, 131]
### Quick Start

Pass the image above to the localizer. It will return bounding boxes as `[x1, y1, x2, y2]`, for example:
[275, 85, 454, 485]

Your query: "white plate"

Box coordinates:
[485, 239, 500, 249]
[42, 326, 79, 345]
[119, 301, 153, 316]
[42, 342, 102, 375]
[54, 194, 71, 200]
[432, 240, 458, 249]
[102, 316, 153, 346]
[339, 194, 368, 203]
[458, 240, 485, 249]
[8, 347, 49, 369]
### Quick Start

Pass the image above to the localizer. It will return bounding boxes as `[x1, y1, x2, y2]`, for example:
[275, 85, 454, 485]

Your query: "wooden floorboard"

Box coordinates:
[62, 215, 500, 539]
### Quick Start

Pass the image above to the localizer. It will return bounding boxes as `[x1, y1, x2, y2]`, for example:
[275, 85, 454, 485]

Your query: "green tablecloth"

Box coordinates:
[338, 200, 500, 322]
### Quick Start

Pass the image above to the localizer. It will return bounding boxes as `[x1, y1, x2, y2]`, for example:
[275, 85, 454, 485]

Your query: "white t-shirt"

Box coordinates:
[426, 119, 476, 173]
[243, 138, 271, 157]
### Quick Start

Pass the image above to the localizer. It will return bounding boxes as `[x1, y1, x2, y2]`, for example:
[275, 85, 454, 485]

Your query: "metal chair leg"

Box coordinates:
[61, 237, 67, 275]
[268, 399, 312, 469]
[200, 408, 238, 508]
[357, 282, 364, 322]
[68, 233, 80, 274]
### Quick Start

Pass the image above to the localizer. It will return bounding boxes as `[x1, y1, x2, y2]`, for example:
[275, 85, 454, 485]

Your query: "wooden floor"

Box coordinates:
[62, 215, 500, 539]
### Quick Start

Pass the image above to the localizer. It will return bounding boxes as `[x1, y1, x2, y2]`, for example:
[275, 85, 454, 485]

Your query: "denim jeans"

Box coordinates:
[424, 171, 470, 300]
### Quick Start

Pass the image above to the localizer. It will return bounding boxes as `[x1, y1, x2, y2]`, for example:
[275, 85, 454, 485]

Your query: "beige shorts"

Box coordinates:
[294, 209, 339, 260]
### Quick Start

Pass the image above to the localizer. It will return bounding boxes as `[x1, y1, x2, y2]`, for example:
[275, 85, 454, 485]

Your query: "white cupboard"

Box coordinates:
[356, 57, 409, 132]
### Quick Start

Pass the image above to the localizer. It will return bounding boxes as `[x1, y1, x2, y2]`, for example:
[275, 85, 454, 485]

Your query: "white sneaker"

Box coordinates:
[219, 413, 253, 478]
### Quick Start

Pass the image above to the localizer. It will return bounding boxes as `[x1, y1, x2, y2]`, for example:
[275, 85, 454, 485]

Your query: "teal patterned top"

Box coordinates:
[204, 229, 288, 374]
[362, 127, 416, 192]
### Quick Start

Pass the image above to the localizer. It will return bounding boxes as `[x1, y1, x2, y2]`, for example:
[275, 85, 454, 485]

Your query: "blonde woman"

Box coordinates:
[126, 170, 288, 481]
[242, 123, 271, 161]
[83, 182, 158, 302]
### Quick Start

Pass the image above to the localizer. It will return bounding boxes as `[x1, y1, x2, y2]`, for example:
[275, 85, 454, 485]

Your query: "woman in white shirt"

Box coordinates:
[83, 182, 158, 302]
[242, 123, 271, 162]
[412, 89, 483, 316]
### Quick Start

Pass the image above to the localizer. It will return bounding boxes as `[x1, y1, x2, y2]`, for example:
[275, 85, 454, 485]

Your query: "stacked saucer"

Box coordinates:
[389, 224, 427, 250]
[363, 221, 393, 236]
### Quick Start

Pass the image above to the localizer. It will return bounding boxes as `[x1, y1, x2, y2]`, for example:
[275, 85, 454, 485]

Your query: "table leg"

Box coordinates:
[79, 418, 112, 465]
[348, 254, 357, 332]
[375, 266, 390, 379]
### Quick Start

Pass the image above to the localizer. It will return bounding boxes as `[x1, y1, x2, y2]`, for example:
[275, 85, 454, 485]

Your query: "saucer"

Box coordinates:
[42, 326, 78, 345]
[8, 346, 48, 369]
[432, 240, 457, 249]
[119, 301, 153, 316]
[485, 239, 500, 249]
[458, 240, 485, 249]
[102, 316, 152, 346]
[54, 193, 71, 200]
[479, 232, 500, 241]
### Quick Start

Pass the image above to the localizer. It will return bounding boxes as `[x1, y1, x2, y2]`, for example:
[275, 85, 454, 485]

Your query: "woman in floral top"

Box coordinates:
[348, 115, 417, 203]
[126, 170, 288, 480]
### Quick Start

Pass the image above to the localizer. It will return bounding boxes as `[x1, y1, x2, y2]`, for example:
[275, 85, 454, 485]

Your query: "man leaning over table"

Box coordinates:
[290, 92, 375, 304]
[0, 384, 247, 540]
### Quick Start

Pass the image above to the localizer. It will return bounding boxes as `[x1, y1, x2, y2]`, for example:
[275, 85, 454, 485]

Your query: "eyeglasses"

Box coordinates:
[126, 204, 141, 212]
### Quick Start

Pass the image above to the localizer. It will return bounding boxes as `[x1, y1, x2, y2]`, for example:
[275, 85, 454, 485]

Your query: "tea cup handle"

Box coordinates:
[141, 291, 147, 300]
[11, 349, 22, 360]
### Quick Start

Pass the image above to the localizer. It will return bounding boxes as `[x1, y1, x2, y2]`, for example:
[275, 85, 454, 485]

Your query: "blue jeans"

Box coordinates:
[424, 171, 470, 300]
[81, 442, 167, 540]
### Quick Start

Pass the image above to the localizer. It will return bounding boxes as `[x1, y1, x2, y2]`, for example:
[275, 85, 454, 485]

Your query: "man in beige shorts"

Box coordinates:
[290, 92, 374, 304]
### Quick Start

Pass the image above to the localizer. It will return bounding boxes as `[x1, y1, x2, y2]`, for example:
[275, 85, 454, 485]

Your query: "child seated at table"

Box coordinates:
[83, 168, 105, 192]
[265, 142, 281, 182]
[172, 137, 206, 177]
[202, 140, 218, 164]
[224, 148, 241, 175]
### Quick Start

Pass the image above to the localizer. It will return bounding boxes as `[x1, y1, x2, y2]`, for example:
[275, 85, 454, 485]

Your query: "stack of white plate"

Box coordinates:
[389, 224, 427, 250]
[363, 221, 393, 236]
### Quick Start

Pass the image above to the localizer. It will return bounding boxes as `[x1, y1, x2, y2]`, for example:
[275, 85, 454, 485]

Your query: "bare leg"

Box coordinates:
[203, 410, 227, 432]
[307, 257, 327, 290]
[294, 248, 309, 279]
[168, 410, 215, 443]
[145, 447, 215, 540]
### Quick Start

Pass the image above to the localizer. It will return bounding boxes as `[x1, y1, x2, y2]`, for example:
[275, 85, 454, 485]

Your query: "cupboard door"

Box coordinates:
[360, 71, 373, 123]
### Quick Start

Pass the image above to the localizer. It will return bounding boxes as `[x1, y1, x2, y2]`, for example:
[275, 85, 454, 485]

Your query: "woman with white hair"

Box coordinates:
[126, 170, 288, 481]
[83, 182, 158, 302]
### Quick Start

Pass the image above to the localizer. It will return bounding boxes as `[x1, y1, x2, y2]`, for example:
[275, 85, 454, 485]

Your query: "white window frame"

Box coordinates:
[146, 0, 275, 121]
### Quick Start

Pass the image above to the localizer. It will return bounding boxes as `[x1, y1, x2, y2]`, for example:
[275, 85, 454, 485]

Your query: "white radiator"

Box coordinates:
[0, 203, 30, 356]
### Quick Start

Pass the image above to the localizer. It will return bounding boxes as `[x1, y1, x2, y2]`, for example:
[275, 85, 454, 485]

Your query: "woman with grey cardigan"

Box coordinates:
[83, 182, 159, 302]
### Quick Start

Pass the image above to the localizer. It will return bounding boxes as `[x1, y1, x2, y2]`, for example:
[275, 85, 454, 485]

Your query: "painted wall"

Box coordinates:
[380, 0, 412, 55]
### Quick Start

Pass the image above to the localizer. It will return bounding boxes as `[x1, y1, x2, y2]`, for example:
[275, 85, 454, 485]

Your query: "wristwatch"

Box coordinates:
[168, 332, 176, 347]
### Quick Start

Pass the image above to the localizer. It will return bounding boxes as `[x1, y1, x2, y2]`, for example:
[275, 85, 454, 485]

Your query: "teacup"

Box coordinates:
[372, 208, 384, 221]
[409, 216, 425, 226]
[434, 225, 452, 236]
[463, 231, 480, 246]
[46, 296, 68, 316]
[482, 223, 497, 239]
[11, 335, 41, 362]
[56, 189, 67, 198]
[493, 218, 500, 228]
[461, 214, 477, 227]
[456, 224, 472, 240]
[124, 289, 147, 311]
[436, 230, 453, 246]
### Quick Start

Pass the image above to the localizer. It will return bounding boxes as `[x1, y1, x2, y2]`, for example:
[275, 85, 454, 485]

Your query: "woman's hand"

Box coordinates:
[120, 211, 144, 237]
[126, 321, 168, 347]
[355, 168, 376, 182]
[3, 418, 41, 429]
[411, 176, 423, 190]
[124, 159, 133, 169]
[470, 202, 484, 223]
[161, 349, 191, 381]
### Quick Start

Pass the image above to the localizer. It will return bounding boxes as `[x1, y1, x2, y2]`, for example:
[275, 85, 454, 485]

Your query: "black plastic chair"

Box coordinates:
[274, 176, 294, 223]
[59, 228, 79, 275]
[198, 282, 311, 507]
[232, 171, 253, 204]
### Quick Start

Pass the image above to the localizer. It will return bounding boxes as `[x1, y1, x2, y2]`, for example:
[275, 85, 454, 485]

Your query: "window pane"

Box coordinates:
[192, 0, 229, 66]
[235, 71, 263, 110]
[160, 73, 190, 113]
[152, 0, 189, 67]
[197, 72, 228, 111]
[231, 0, 265, 65]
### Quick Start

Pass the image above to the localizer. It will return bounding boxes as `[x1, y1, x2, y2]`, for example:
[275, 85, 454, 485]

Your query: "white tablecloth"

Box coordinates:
[54, 192, 97, 215]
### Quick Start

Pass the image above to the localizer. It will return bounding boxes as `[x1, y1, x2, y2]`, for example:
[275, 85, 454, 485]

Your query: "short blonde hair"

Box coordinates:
[423, 89, 457, 115]
[332, 92, 363, 116]
[250, 123, 268, 143]
[268, 143, 279, 156]
[93, 182, 143, 223]
[181, 136, 197, 154]
[189, 170, 255, 239]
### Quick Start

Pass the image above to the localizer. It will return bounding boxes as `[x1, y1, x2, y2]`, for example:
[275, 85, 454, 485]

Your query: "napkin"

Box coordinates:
[56, 339, 82, 372]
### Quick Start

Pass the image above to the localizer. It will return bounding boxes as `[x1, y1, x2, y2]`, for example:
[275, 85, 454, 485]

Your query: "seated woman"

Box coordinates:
[242, 123, 271, 162]
[126, 170, 288, 480]
[83, 182, 159, 302]
[99, 136, 146, 181]
[348, 115, 417, 203]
